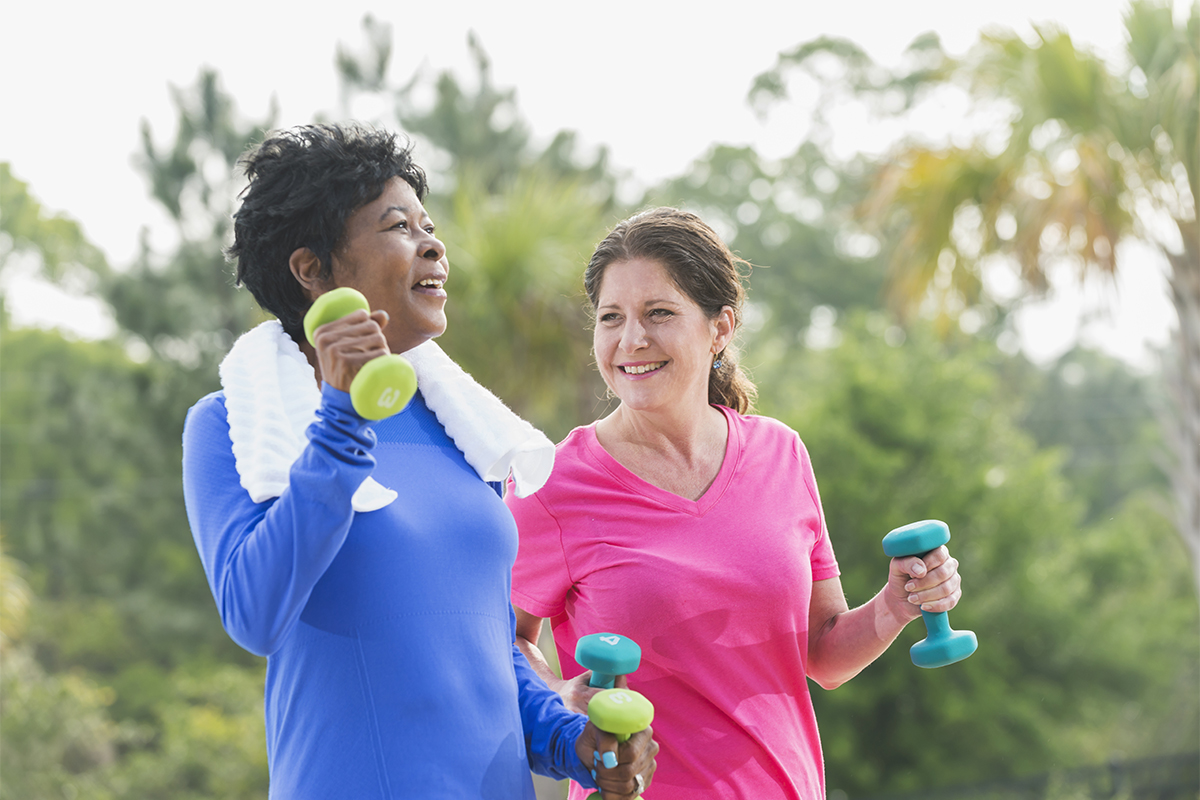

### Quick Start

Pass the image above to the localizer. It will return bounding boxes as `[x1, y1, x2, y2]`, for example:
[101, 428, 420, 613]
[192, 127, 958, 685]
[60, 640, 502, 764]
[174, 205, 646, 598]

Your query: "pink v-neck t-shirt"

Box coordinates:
[507, 406, 840, 799]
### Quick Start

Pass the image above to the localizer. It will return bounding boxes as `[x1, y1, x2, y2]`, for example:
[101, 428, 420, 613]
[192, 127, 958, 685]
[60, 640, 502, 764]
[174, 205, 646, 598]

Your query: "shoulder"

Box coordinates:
[722, 407, 802, 449]
[185, 391, 229, 434]
[505, 424, 601, 511]
[720, 408, 820, 479]
[554, 424, 592, 455]
[183, 391, 234, 461]
[544, 424, 601, 479]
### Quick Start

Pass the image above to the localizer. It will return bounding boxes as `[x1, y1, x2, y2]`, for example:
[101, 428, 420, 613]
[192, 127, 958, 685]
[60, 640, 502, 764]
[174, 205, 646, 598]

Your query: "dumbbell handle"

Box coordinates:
[303, 287, 416, 420]
[589, 671, 619, 689]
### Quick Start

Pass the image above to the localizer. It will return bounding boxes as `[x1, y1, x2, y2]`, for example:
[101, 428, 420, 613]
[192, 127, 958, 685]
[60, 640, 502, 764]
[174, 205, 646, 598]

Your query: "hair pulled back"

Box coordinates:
[226, 123, 429, 342]
[584, 207, 757, 413]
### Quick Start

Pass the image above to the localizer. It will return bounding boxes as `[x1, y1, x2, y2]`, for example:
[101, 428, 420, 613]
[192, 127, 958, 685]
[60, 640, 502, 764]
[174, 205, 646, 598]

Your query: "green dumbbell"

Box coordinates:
[586, 688, 654, 799]
[576, 633, 642, 689]
[882, 519, 978, 668]
[303, 287, 417, 420]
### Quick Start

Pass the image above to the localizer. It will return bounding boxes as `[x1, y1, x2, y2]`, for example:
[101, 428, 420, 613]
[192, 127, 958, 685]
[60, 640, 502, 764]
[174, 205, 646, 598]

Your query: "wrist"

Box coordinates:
[874, 588, 920, 640]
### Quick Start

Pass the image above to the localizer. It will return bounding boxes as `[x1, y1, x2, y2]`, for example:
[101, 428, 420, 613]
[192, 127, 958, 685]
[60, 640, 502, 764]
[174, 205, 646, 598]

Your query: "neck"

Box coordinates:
[298, 339, 323, 387]
[601, 396, 723, 458]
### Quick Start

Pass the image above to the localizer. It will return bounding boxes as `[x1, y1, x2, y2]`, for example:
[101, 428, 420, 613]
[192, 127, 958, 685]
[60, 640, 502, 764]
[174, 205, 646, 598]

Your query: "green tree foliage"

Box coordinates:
[757, 319, 1198, 793]
[1012, 347, 1169, 524]
[648, 142, 888, 336]
[337, 17, 619, 206]
[111, 69, 274, 369]
[0, 164, 110, 284]
[1, 645, 132, 800]
[0, 163, 111, 329]
[436, 169, 609, 439]
[752, 0, 1200, 590]
[0, 327, 228, 660]
[1, 615, 268, 800]
[2, 13, 1194, 799]
[1, 164, 266, 794]
[109, 663, 268, 800]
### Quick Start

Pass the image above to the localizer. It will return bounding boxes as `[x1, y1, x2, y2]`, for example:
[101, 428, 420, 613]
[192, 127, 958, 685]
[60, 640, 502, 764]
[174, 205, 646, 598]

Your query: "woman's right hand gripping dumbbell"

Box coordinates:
[309, 303, 392, 393]
[304, 287, 417, 419]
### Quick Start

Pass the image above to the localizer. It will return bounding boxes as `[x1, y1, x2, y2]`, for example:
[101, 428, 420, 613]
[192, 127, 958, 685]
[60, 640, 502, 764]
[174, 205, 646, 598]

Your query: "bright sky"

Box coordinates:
[0, 0, 1184, 367]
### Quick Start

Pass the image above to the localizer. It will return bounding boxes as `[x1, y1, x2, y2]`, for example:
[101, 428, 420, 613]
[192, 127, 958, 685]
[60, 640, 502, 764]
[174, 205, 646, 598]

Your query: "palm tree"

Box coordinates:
[435, 168, 612, 441]
[754, 0, 1200, 591]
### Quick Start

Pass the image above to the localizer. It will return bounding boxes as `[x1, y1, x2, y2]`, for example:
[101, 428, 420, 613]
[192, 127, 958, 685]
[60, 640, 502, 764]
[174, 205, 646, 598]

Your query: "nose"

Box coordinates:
[618, 317, 648, 352]
[420, 231, 446, 262]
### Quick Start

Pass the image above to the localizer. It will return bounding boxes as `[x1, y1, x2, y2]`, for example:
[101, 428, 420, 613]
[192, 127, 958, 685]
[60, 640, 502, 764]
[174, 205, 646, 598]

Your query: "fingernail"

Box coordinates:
[591, 769, 597, 780]
[603, 751, 618, 769]
[909, 594, 919, 604]
[593, 751, 600, 765]
[905, 581, 916, 592]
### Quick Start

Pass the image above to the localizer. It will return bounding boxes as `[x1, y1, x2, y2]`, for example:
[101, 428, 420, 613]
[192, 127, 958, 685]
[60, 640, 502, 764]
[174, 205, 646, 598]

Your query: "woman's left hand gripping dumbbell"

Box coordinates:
[575, 689, 658, 799]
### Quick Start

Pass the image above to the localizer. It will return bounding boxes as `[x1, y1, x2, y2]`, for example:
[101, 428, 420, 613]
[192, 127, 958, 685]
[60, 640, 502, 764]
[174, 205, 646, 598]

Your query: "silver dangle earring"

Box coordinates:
[712, 358, 723, 370]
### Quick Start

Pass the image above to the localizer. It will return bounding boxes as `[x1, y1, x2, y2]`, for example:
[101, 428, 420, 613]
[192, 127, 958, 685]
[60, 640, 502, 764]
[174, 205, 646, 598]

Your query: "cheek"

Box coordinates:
[592, 331, 608, 361]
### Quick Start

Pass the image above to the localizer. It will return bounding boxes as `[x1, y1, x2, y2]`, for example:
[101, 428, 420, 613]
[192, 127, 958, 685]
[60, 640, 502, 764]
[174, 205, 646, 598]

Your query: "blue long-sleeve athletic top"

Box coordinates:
[182, 383, 594, 799]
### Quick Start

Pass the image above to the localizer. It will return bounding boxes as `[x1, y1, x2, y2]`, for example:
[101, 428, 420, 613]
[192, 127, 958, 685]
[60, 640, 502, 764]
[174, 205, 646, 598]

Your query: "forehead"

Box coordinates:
[597, 258, 688, 303]
[348, 178, 425, 226]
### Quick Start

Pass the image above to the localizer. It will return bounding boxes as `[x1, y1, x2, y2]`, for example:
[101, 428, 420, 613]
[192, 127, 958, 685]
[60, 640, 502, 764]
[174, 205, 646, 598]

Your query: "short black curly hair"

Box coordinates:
[226, 123, 429, 342]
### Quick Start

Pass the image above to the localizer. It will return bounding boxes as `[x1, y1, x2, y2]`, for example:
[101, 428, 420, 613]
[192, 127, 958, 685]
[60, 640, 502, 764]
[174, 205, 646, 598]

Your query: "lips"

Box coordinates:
[414, 276, 446, 295]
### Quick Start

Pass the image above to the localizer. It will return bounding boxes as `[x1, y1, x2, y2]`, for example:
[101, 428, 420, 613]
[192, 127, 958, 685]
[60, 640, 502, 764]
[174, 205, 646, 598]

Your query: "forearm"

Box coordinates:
[516, 634, 563, 688]
[513, 644, 596, 786]
[807, 587, 917, 690]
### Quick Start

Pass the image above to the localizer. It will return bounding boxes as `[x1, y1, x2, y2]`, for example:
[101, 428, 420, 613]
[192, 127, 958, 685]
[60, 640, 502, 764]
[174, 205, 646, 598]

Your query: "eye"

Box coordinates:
[648, 308, 674, 320]
[599, 312, 620, 324]
[390, 219, 409, 231]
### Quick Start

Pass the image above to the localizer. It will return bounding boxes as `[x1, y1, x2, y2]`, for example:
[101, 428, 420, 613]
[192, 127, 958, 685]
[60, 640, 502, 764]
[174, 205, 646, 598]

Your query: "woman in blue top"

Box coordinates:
[182, 123, 656, 799]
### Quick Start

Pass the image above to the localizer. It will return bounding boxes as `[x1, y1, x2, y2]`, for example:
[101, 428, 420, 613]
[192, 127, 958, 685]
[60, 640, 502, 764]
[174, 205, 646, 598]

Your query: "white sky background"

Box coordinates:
[0, 0, 1185, 368]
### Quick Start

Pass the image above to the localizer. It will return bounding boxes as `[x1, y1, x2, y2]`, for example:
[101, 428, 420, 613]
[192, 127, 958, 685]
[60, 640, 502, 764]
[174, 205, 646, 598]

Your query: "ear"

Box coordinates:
[288, 247, 330, 300]
[711, 305, 735, 354]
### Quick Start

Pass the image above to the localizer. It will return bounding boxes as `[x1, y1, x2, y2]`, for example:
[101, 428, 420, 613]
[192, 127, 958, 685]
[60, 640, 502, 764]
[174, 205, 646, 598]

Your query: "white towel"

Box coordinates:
[219, 321, 555, 512]
[402, 340, 555, 497]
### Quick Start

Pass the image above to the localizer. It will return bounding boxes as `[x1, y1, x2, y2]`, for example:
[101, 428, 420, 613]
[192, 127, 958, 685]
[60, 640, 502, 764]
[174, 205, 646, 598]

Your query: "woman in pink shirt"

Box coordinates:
[505, 207, 964, 799]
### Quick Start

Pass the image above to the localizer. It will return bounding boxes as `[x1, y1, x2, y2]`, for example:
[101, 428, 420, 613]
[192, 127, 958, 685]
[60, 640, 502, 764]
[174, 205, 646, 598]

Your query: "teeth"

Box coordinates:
[621, 362, 665, 375]
[417, 279, 443, 289]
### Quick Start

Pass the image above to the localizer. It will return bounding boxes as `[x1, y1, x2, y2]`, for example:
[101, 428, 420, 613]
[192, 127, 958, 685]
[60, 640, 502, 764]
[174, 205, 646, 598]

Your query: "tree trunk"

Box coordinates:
[1164, 220, 1200, 600]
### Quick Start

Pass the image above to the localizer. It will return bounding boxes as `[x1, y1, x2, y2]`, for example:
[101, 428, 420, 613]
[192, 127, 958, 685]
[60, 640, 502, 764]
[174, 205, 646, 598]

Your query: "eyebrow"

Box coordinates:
[597, 298, 683, 310]
[379, 205, 426, 222]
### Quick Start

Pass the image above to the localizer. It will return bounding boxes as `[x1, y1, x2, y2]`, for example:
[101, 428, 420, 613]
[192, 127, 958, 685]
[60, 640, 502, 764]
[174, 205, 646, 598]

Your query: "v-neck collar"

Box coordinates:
[582, 405, 741, 517]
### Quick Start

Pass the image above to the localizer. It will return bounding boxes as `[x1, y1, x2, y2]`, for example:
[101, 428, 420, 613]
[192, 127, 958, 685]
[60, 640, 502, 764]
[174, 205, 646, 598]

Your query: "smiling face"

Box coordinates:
[328, 177, 449, 354]
[593, 258, 733, 414]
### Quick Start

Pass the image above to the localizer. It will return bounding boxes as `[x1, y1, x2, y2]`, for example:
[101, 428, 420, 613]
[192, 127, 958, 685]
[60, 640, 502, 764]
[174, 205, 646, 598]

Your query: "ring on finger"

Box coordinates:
[635, 773, 645, 796]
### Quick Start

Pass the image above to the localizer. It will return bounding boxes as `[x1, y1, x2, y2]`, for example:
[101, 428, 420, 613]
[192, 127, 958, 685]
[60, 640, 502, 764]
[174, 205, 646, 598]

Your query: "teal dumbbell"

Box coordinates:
[303, 287, 417, 420]
[576, 633, 642, 689]
[882, 519, 978, 668]
[586, 689, 654, 799]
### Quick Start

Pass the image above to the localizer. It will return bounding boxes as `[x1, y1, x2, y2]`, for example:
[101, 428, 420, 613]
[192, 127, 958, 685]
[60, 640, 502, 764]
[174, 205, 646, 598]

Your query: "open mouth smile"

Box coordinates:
[620, 361, 666, 375]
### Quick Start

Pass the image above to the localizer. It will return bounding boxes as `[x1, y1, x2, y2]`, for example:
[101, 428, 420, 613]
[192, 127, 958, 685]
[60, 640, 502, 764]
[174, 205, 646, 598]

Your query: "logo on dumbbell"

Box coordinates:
[376, 387, 405, 409]
[599, 635, 621, 646]
[607, 691, 635, 705]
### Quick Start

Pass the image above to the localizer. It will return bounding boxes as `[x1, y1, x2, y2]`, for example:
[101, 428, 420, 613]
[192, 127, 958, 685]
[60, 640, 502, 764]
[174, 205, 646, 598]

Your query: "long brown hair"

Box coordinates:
[584, 207, 757, 413]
